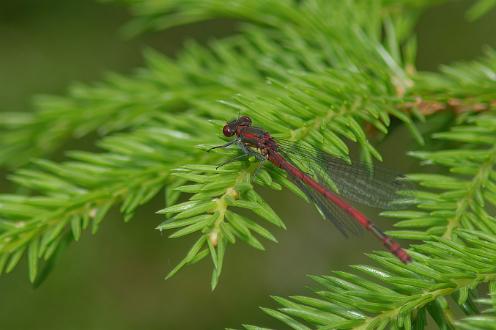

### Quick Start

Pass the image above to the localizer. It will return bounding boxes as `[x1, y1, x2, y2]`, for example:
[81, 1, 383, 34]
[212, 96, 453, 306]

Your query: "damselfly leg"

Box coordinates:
[207, 139, 238, 151]
[209, 140, 267, 177]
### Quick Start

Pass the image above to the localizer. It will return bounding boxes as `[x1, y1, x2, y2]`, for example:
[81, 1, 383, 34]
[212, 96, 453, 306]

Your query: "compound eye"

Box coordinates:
[223, 125, 235, 137]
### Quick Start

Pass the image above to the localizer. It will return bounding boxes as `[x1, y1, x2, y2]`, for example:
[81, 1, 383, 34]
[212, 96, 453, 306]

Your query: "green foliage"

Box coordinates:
[0, 113, 213, 280]
[156, 162, 285, 289]
[254, 230, 496, 329]
[0, 0, 425, 168]
[385, 112, 496, 240]
[1, 0, 496, 329]
[412, 48, 496, 106]
[456, 282, 496, 330]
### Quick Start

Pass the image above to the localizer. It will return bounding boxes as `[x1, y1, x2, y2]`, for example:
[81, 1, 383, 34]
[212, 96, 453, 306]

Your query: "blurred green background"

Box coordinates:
[0, 1, 495, 329]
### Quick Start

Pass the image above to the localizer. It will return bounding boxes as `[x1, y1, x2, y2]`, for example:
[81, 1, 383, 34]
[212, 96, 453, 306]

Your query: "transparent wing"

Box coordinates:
[276, 140, 414, 210]
[286, 168, 364, 237]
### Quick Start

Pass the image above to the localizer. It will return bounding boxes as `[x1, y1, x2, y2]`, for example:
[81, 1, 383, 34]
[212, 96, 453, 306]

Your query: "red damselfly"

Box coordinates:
[210, 116, 412, 263]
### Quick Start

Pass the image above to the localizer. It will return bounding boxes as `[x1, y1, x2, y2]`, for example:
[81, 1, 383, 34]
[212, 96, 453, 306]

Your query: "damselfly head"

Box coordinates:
[223, 116, 252, 137]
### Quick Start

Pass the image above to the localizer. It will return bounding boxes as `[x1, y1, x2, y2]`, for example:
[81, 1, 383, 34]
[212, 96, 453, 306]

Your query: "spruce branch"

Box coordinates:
[3, 0, 490, 171]
[249, 230, 496, 329]
[382, 111, 496, 241]
[0, 113, 216, 282]
[0, 0, 426, 168]
[1, 16, 421, 285]
[157, 162, 285, 289]
[1, 0, 493, 289]
[0, 43, 256, 169]
[1, 1, 496, 329]
[411, 49, 496, 114]
[2, 0, 425, 283]
[117, 0, 437, 41]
